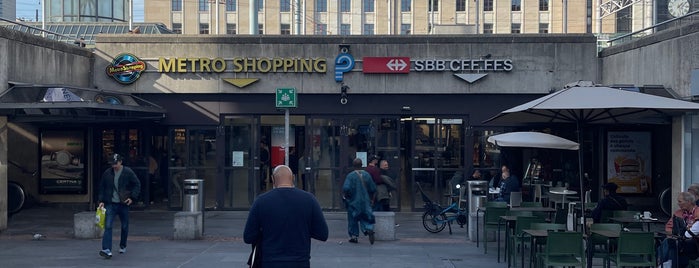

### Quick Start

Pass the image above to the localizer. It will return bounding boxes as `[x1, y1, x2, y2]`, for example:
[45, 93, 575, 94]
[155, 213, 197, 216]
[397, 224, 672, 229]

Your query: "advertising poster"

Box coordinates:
[271, 126, 295, 167]
[607, 131, 651, 194]
[40, 130, 86, 194]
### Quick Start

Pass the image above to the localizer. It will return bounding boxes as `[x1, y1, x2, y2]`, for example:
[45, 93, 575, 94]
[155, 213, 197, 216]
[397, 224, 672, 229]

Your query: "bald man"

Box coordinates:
[244, 165, 328, 268]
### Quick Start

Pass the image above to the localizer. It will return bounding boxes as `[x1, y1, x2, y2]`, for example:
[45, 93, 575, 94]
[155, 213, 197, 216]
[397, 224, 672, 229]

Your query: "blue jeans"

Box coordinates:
[346, 211, 374, 238]
[102, 203, 130, 251]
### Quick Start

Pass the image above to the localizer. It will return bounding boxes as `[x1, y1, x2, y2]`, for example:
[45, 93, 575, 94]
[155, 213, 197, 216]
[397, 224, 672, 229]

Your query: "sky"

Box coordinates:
[16, 0, 145, 22]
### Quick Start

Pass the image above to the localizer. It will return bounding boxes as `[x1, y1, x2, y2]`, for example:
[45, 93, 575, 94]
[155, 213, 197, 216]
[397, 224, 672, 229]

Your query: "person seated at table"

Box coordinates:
[658, 192, 699, 268]
[688, 184, 699, 206]
[495, 165, 520, 203]
[591, 182, 628, 223]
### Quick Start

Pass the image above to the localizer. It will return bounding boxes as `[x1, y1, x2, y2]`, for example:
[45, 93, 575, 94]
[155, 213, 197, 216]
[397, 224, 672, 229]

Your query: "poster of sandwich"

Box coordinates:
[607, 131, 651, 194]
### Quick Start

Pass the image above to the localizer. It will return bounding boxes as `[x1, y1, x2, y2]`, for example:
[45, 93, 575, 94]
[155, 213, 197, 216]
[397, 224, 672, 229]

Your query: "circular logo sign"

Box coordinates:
[106, 53, 146, 84]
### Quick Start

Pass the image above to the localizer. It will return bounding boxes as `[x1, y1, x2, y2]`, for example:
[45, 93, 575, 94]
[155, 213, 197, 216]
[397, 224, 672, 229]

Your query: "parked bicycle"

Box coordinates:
[416, 182, 468, 234]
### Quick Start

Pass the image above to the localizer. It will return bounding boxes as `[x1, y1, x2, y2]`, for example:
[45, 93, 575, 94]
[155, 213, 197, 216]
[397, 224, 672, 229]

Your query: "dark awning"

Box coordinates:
[0, 84, 166, 123]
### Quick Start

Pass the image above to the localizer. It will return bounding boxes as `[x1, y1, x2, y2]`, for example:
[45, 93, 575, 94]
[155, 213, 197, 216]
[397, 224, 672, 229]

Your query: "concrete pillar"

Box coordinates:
[0, 116, 7, 231]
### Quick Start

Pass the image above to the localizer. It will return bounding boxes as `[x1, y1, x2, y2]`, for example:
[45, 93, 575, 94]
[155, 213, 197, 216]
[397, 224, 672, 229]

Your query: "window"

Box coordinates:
[364, 0, 375, 12]
[316, 0, 327, 12]
[258, 24, 264, 34]
[227, 23, 237, 34]
[257, 0, 264, 11]
[341, 0, 351, 12]
[456, 0, 466, 11]
[172, 23, 182, 34]
[400, 23, 411, 34]
[483, 23, 493, 34]
[539, 0, 549, 11]
[172, 0, 182, 11]
[281, 24, 291, 34]
[511, 23, 521, 33]
[200, 23, 209, 34]
[429, 0, 438, 11]
[512, 0, 521, 11]
[199, 0, 209, 11]
[484, 0, 493, 11]
[401, 0, 411, 11]
[363, 23, 374, 35]
[226, 0, 237, 11]
[539, 23, 549, 33]
[315, 23, 327, 35]
[340, 24, 351, 35]
[280, 0, 291, 12]
[615, 8, 631, 33]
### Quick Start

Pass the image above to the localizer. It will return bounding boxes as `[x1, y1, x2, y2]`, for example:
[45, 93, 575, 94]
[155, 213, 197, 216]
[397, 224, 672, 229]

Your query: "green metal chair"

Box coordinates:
[508, 210, 534, 217]
[481, 206, 509, 255]
[586, 223, 621, 268]
[508, 216, 543, 267]
[487, 201, 508, 208]
[605, 231, 656, 268]
[521, 201, 543, 207]
[536, 231, 585, 268]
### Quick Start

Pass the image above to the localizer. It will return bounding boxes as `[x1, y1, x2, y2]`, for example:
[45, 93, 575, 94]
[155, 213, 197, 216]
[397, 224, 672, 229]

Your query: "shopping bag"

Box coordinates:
[95, 207, 106, 229]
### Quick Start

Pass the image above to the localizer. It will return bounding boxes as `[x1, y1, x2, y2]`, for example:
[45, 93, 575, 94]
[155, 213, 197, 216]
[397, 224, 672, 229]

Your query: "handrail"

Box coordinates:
[0, 17, 86, 47]
[607, 10, 699, 46]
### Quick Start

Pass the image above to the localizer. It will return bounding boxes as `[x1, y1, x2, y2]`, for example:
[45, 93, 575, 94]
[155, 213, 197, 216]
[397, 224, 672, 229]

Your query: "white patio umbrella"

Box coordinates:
[487, 131, 579, 151]
[483, 84, 699, 233]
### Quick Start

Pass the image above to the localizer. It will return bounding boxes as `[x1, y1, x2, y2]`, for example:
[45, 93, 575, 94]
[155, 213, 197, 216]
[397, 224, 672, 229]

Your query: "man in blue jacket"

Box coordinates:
[496, 165, 520, 203]
[244, 165, 328, 267]
[98, 153, 141, 259]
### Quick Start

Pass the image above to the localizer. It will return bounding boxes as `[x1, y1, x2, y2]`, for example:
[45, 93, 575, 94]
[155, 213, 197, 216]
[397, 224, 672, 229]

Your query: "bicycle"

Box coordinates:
[416, 182, 468, 234]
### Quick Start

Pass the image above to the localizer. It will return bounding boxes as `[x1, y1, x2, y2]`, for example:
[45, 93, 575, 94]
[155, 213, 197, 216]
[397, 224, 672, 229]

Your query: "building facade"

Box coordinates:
[44, 0, 128, 22]
[144, 0, 690, 36]
[0, 0, 15, 20]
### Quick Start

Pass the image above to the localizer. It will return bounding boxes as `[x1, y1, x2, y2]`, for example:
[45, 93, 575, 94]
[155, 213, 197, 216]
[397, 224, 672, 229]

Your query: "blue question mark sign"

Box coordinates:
[334, 53, 355, 82]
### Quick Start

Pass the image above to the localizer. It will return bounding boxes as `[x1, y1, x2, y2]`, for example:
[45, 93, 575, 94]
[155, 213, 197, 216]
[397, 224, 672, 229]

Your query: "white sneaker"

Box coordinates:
[119, 247, 126, 254]
[99, 249, 112, 259]
[659, 260, 671, 268]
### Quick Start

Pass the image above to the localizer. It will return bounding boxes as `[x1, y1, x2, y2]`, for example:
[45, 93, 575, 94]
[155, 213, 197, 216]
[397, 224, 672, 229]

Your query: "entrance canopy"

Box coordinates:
[0, 84, 166, 123]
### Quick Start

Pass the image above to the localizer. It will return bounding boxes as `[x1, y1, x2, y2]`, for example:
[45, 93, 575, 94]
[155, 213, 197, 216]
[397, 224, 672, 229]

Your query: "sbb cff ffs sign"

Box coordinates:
[362, 57, 410, 74]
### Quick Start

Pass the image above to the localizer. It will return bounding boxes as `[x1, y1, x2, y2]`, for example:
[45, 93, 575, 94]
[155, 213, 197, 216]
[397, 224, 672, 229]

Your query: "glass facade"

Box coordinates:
[46, 0, 127, 22]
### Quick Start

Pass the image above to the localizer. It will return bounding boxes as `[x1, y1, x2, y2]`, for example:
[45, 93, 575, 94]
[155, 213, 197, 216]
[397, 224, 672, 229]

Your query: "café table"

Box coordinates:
[499, 215, 518, 265]
[587, 230, 620, 268]
[521, 229, 549, 268]
[609, 217, 663, 232]
[489, 187, 501, 200]
[510, 206, 557, 218]
[548, 189, 577, 209]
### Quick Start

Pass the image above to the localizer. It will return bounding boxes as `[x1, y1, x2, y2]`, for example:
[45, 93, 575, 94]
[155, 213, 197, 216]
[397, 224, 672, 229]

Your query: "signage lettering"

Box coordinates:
[158, 57, 326, 73]
[413, 59, 513, 72]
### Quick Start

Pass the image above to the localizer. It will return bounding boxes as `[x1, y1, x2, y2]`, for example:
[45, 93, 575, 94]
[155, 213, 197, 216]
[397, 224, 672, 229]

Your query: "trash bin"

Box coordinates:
[183, 179, 204, 212]
[467, 180, 489, 214]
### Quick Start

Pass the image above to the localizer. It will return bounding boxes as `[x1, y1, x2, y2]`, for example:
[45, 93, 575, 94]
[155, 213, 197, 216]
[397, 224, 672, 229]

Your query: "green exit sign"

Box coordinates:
[276, 88, 297, 108]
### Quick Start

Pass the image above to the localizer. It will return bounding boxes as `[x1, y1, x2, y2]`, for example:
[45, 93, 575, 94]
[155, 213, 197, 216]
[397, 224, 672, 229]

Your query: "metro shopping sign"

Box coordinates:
[362, 57, 410, 74]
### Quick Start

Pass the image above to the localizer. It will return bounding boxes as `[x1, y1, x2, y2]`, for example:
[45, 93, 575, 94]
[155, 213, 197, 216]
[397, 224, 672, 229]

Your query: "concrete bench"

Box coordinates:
[173, 211, 203, 240]
[372, 211, 396, 241]
[74, 211, 104, 239]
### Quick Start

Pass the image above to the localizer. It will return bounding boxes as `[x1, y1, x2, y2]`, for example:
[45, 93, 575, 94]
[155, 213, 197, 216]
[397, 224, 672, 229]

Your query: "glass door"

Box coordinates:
[167, 127, 217, 210]
[221, 116, 259, 209]
[407, 117, 466, 210]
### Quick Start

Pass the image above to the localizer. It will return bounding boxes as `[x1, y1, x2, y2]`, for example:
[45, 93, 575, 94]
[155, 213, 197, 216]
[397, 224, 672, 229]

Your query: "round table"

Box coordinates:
[549, 189, 578, 208]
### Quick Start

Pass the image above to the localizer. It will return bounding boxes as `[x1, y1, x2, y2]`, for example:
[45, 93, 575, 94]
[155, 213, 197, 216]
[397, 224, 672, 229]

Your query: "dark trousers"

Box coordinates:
[102, 203, 130, 250]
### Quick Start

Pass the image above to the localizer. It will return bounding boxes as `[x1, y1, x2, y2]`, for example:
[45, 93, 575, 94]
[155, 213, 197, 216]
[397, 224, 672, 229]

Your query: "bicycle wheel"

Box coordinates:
[8, 181, 25, 215]
[422, 211, 447, 233]
[659, 187, 672, 217]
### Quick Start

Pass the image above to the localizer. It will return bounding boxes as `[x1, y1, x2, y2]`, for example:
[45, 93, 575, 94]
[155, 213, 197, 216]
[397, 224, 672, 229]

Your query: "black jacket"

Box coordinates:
[98, 166, 141, 204]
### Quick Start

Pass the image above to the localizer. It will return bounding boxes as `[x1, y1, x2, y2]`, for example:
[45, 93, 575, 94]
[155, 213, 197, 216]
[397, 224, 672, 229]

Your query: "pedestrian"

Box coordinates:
[343, 158, 377, 244]
[495, 165, 520, 203]
[590, 182, 628, 223]
[375, 159, 397, 211]
[243, 165, 328, 267]
[259, 139, 270, 191]
[98, 153, 141, 259]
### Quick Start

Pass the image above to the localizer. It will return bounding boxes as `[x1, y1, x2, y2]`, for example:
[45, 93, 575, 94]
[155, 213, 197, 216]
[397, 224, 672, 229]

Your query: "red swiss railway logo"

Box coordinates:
[362, 57, 410, 74]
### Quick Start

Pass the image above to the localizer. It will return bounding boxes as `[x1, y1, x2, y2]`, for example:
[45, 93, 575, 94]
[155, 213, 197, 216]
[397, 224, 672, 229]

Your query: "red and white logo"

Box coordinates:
[362, 57, 410, 73]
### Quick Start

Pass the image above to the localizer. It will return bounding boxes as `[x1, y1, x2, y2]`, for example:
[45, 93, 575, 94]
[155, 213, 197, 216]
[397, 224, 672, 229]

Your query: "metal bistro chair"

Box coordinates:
[528, 223, 567, 268]
[536, 231, 585, 268]
[605, 232, 656, 268]
[481, 206, 509, 255]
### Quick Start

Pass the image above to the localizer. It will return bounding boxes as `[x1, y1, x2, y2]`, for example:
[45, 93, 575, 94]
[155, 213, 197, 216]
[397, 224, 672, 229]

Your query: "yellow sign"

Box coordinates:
[223, 78, 260, 88]
[158, 57, 326, 73]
